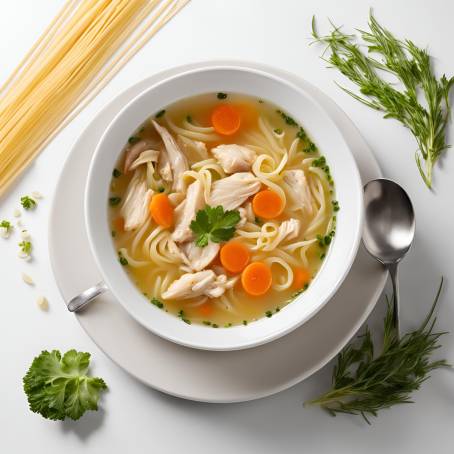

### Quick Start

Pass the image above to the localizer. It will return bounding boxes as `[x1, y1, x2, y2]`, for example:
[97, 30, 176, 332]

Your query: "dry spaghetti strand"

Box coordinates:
[0, 0, 190, 197]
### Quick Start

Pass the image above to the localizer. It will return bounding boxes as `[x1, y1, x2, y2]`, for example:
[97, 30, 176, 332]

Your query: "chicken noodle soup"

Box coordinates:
[109, 93, 338, 327]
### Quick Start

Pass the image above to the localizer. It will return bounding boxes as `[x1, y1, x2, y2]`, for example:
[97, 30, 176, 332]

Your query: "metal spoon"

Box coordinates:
[362, 178, 415, 338]
[67, 282, 108, 312]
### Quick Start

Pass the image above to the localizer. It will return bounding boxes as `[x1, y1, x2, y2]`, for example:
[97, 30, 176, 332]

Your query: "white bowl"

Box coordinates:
[85, 64, 363, 351]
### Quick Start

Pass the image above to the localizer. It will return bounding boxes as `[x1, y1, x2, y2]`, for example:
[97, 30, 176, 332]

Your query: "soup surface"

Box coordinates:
[109, 93, 337, 327]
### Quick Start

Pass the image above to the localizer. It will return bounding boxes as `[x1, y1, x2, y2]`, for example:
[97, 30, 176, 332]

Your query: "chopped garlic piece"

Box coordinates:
[18, 251, 31, 261]
[31, 191, 43, 199]
[37, 296, 49, 311]
[0, 227, 10, 238]
[16, 219, 23, 227]
[21, 230, 30, 240]
[22, 273, 34, 285]
[13, 209, 21, 218]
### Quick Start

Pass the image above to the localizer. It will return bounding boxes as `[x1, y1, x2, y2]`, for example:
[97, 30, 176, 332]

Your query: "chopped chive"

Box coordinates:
[296, 127, 307, 139]
[128, 136, 140, 145]
[224, 323, 233, 328]
[203, 320, 212, 326]
[320, 253, 326, 260]
[212, 323, 219, 328]
[217, 92, 227, 99]
[258, 99, 264, 103]
[332, 200, 340, 212]
[112, 168, 121, 178]
[139, 126, 145, 133]
[265, 310, 273, 318]
[109, 196, 121, 206]
[275, 307, 281, 313]
[155, 109, 166, 118]
[242, 320, 248, 326]
[276, 109, 298, 126]
[273, 128, 283, 134]
[186, 115, 193, 123]
[150, 297, 164, 309]
[111, 230, 116, 238]
[157, 186, 165, 193]
[118, 251, 128, 266]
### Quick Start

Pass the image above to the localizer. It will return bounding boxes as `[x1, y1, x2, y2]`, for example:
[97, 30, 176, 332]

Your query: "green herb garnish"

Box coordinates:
[265, 310, 273, 318]
[332, 200, 340, 212]
[203, 320, 212, 326]
[23, 349, 107, 421]
[242, 320, 248, 326]
[296, 127, 307, 140]
[112, 168, 121, 178]
[273, 128, 283, 134]
[186, 115, 193, 123]
[306, 279, 449, 424]
[111, 230, 116, 238]
[118, 251, 128, 266]
[0, 220, 12, 233]
[178, 309, 191, 324]
[276, 109, 298, 126]
[20, 196, 36, 210]
[109, 196, 121, 206]
[217, 92, 227, 99]
[157, 186, 165, 193]
[155, 109, 166, 118]
[311, 13, 454, 189]
[151, 297, 164, 309]
[212, 323, 219, 328]
[19, 240, 32, 255]
[190, 205, 241, 247]
[303, 142, 317, 153]
[128, 136, 140, 145]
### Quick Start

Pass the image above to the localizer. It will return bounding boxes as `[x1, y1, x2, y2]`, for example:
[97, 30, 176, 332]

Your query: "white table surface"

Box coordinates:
[1, 1, 453, 453]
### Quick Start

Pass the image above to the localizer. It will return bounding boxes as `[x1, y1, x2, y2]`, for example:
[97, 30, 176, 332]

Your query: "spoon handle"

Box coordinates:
[387, 262, 400, 339]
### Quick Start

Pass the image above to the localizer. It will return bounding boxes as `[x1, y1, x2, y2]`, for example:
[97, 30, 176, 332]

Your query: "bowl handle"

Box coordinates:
[67, 282, 108, 312]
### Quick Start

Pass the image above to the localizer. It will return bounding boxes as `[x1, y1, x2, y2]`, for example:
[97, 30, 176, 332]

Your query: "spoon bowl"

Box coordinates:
[363, 179, 415, 264]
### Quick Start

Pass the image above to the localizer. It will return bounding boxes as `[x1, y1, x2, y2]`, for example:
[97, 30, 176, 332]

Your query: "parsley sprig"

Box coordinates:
[311, 13, 454, 188]
[190, 205, 241, 247]
[305, 279, 449, 424]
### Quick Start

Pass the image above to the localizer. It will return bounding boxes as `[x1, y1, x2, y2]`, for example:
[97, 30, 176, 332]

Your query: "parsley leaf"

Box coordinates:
[190, 205, 241, 247]
[23, 349, 107, 421]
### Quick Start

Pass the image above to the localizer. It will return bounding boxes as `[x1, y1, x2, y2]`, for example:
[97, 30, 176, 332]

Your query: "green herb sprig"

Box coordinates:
[305, 279, 449, 424]
[23, 349, 107, 421]
[190, 205, 241, 247]
[311, 13, 454, 189]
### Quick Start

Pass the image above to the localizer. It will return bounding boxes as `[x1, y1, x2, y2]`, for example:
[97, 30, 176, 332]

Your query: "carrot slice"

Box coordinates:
[292, 267, 311, 290]
[220, 241, 250, 274]
[241, 261, 272, 296]
[149, 193, 173, 228]
[211, 104, 241, 135]
[113, 216, 125, 233]
[252, 189, 284, 219]
[198, 302, 214, 317]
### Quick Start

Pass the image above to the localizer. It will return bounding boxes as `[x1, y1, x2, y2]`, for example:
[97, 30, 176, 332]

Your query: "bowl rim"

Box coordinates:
[84, 63, 364, 350]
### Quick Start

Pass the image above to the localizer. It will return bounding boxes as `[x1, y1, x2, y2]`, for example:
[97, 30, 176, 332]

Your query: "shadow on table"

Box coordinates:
[59, 407, 106, 441]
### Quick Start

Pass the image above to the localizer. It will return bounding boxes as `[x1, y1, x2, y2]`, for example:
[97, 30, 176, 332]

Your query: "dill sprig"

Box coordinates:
[305, 278, 450, 424]
[311, 13, 454, 189]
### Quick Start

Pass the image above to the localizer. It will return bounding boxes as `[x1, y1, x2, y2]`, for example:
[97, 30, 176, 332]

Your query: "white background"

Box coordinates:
[1, 1, 453, 453]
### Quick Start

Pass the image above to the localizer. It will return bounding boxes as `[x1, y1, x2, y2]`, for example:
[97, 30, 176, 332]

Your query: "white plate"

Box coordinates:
[49, 60, 386, 403]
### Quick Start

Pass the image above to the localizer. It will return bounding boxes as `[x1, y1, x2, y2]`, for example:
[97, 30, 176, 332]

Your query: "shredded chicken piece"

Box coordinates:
[152, 120, 188, 192]
[262, 218, 301, 251]
[211, 144, 256, 173]
[178, 135, 208, 160]
[172, 180, 204, 242]
[283, 169, 313, 215]
[123, 140, 158, 173]
[210, 172, 261, 210]
[120, 169, 153, 231]
[162, 270, 237, 300]
[157, 144, 172, 182]
[180, 241, 220, 272]
[129, 149, 159, 171]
